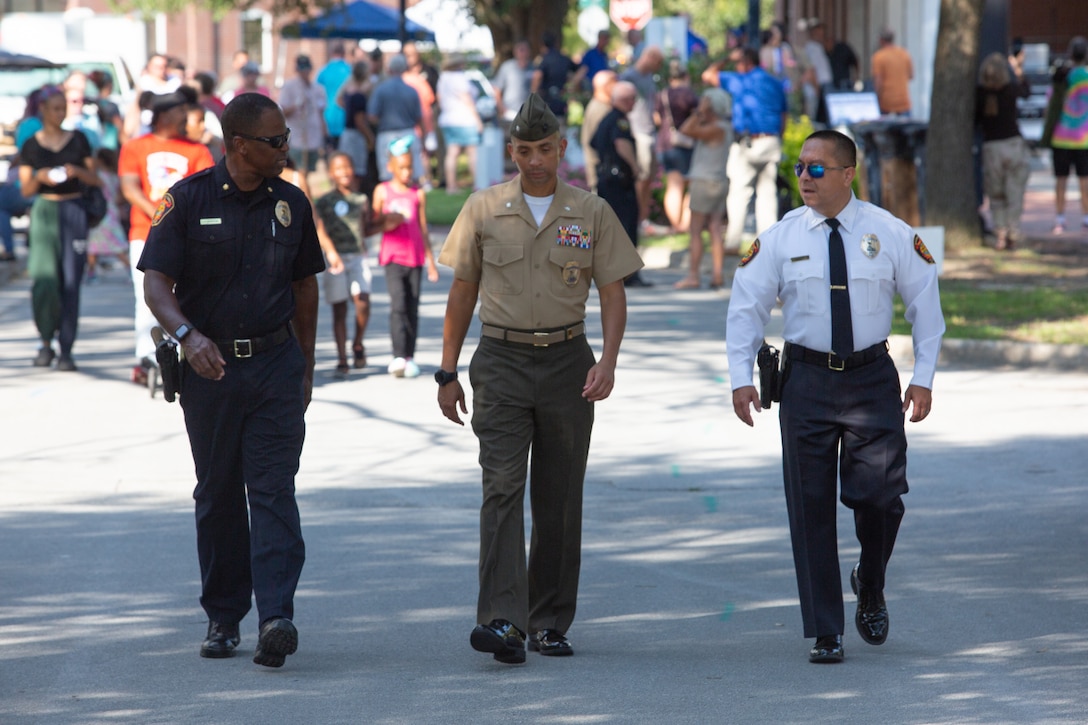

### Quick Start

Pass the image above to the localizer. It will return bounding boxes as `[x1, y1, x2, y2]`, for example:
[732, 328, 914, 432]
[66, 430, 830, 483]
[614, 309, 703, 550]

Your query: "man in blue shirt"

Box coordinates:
[702, 46, 788, 252]
[316, 43, 352, 151]
[578, 30, 612, 90]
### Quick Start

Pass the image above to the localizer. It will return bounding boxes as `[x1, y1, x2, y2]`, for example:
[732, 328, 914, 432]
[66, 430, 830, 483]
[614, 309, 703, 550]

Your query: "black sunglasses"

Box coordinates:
[794, 162, 851, 179]
[235, 129, 291, 149]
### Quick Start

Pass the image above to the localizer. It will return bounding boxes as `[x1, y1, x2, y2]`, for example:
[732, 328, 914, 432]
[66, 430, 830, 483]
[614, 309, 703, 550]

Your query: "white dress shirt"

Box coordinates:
[727, 194, 945, 390]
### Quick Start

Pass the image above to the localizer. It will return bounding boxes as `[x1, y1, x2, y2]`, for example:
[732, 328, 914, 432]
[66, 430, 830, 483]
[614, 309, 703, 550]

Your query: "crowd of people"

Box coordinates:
[5, 22, 1083, 375]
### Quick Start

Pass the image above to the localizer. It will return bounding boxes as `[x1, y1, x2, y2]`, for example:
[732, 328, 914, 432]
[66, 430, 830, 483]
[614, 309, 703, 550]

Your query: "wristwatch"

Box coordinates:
[174, 323, 193, 342]
[434, 369, 458, 386]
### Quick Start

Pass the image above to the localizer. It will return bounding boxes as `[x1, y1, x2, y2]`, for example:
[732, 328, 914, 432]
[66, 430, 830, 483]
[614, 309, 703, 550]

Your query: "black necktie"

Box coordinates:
[826, 218, 853, 357]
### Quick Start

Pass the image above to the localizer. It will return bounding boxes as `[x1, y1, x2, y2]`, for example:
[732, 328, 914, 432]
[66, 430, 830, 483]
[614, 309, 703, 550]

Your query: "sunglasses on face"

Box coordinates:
[794, 162, 851, 179]
[235, 129, 291, 149]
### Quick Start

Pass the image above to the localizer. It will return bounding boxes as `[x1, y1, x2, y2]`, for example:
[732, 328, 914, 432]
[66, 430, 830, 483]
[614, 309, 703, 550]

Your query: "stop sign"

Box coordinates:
[610, 0, 653, 31]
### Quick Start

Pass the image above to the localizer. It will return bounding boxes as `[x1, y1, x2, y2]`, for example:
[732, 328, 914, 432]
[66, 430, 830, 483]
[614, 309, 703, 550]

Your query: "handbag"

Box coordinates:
[80, 183, 107, 229]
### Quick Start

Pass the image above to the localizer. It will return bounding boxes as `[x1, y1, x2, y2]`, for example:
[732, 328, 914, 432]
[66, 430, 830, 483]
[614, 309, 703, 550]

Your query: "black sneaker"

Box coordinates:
[56, 356, 77, 372]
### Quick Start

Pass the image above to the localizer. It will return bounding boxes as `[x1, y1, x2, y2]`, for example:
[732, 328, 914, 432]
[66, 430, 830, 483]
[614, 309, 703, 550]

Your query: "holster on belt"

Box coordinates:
[757, 341, 782, 410]
[151, 326, 181, 403]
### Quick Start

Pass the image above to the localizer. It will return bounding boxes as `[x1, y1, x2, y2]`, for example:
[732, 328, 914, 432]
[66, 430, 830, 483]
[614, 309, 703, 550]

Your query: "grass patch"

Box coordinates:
[893, 282, 1088, 345]
[424, 189, 472, 225]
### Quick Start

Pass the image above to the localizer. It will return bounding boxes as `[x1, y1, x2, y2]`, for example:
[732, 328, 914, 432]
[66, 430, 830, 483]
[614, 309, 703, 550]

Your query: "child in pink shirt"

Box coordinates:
[373, 136, 438, 378]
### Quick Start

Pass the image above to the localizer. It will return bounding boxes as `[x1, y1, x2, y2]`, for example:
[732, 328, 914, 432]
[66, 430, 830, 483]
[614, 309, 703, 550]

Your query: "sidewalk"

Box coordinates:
[1, 239, 1087, 723]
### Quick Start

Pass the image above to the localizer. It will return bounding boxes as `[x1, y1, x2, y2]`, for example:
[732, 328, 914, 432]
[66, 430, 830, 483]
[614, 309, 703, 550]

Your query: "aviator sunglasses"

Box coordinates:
[235, 129, 291, 149]
[794, 161, 851, 179]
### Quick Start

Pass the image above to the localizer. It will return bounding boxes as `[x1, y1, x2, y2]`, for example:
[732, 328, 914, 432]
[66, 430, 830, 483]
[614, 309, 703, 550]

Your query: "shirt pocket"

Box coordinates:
[188, 225, 235, 277]
[782, 257, 827, 315]
[850, 259, 895, 315]
[481, 244, 524, 295]
[547, 246, 593, 296]
[264, 224, 303, 278]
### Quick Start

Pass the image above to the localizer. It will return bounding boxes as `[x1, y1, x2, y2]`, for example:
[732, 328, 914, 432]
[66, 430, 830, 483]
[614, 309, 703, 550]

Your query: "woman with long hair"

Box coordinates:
[976, 52, 1031, 250]
[18, 84, 100, 371]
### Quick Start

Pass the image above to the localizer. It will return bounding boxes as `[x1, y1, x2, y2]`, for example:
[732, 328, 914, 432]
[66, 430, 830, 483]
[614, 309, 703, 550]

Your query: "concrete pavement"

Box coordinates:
[1, 230, 1087, 723]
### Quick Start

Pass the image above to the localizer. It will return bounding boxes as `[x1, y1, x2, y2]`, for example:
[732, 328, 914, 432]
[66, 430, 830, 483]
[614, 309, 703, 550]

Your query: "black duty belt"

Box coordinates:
[786, 340, 889, 372]
[481, 322, 585, 347]
[215, 325, 291, 359]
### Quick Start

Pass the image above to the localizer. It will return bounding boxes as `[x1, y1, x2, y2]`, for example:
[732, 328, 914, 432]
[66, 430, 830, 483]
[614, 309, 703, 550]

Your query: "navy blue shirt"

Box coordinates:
[138, 159, 324, 339]
[718, 66, 788, 136]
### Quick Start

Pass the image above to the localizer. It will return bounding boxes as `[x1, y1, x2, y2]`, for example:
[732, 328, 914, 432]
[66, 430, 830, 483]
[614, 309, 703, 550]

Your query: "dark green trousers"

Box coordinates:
[28, 198, 87, 356]
[469, 334, 595, 635]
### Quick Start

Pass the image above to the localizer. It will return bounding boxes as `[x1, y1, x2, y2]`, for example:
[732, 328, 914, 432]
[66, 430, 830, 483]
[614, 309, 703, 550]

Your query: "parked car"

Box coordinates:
[0, 50, 136, 157]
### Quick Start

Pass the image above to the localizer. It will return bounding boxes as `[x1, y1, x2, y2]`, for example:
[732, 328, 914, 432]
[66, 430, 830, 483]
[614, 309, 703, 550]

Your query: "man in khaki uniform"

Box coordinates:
[436, 93, 643, 665]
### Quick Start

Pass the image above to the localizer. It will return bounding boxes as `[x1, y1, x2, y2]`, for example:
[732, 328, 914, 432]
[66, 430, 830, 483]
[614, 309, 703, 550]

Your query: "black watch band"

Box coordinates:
[434, 369, 458, 386]
[174, 323, 193, 341]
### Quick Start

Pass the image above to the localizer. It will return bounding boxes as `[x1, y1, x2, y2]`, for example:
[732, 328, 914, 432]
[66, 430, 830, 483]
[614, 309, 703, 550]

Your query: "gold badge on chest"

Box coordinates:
[563, 260, 581, 286]
[275, 200, 292, 227]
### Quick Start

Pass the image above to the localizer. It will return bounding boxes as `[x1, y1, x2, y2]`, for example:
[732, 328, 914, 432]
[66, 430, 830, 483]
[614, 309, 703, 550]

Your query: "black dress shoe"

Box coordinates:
[200, 621, 240, 659]
[528, 629, 573, 657]
[470, 619, 526, 664]
[851, 563, 889, 645]
[809, 635, 844, 663]
[253, 617, 298, 668]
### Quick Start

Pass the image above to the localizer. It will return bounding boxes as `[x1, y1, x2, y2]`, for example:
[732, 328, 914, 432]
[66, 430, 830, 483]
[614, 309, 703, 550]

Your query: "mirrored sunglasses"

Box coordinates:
[794, 162, 851, 179]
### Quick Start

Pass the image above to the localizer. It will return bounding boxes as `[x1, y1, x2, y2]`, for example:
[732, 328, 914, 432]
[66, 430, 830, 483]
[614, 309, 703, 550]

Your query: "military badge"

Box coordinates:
[913, 234, 936, 264]
[275, 200, 292, 227]
[739, 238, 760, 267]
[150, 193, 174, 227]
[861, 234, 881, 259]
[563, 260, 581, 286]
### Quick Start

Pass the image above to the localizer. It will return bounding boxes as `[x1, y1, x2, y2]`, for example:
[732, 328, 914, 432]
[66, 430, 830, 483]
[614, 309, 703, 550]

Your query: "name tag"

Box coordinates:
[790, 255, 810, 263]
[200, 218, 222, 226]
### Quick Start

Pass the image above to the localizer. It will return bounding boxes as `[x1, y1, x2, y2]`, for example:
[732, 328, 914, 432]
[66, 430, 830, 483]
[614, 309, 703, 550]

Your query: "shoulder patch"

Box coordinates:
[150, 193, 174, 227]
[617, 118, 630, 132]
[913, 234, 935, 264]
[739, 238, 760, 267]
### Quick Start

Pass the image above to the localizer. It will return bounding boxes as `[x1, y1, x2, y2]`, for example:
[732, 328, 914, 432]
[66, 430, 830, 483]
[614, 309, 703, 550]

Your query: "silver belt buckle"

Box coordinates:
[233, 339, 253, 358]
[828, 352, 845, 371]
[533, 331, 551, 348]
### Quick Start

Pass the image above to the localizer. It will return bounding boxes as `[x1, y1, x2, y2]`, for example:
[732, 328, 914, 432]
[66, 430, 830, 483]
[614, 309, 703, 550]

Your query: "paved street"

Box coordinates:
[1, 238, 1086, 724]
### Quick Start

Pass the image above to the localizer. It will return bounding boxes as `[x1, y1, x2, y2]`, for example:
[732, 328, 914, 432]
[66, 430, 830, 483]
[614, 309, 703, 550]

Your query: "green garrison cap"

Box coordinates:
[511, 93, 560, 141]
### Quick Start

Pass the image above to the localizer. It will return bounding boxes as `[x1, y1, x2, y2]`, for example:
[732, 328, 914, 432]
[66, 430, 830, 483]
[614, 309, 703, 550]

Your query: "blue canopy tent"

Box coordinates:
[284, 0, 436, 42]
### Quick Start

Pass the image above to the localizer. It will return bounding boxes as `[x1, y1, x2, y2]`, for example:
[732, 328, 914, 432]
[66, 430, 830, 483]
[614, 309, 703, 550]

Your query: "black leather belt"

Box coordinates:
[786, 341, 889, 371]
[215, 325, 291, 359]
[481, 322, 585, 347]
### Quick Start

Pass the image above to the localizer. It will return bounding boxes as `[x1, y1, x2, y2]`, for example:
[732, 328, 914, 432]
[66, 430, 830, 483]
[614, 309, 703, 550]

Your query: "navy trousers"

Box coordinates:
[778, 353, 908, 638]
[180, 338, 307, 626]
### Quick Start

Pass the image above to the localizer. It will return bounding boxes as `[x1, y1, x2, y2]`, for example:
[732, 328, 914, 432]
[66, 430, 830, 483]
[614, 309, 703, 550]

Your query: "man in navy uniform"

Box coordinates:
[726, 130, 944, 663]
[139, 92, 323, 668]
